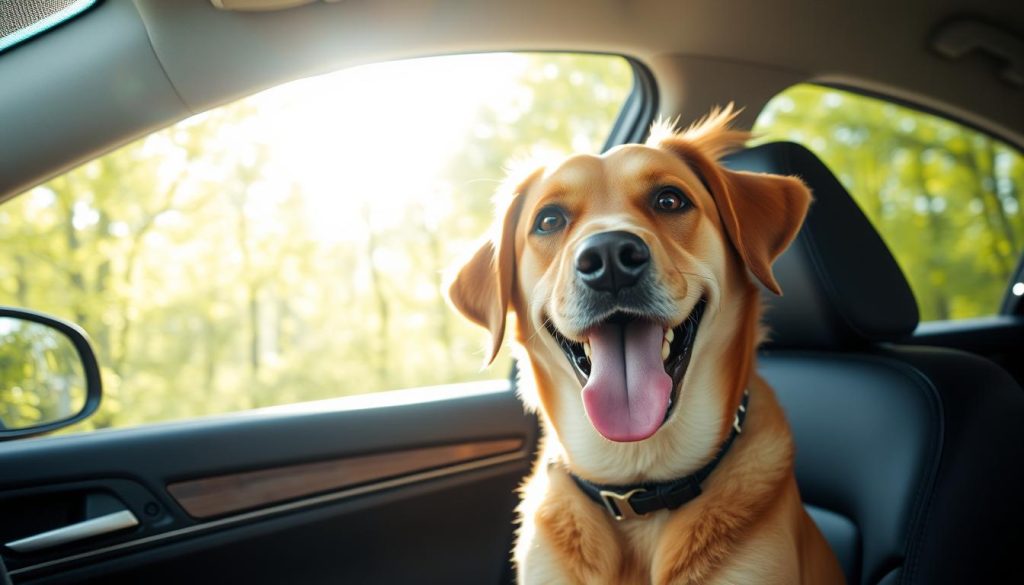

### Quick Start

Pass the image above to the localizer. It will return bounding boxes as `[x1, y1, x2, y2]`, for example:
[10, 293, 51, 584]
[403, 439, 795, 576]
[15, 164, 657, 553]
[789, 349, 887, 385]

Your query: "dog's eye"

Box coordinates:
[653, 187, 690, 212]
[533, 207, 567, 234]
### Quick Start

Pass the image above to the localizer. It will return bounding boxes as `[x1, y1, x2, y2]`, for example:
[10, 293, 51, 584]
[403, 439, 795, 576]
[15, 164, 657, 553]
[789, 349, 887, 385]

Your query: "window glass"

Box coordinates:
[0, 53, 634, 431]
[753, 84, 1024, 321]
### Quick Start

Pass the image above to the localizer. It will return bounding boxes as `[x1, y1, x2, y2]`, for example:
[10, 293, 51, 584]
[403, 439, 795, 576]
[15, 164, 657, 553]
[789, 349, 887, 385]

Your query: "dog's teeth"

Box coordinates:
[662, 339, 670, 361]
[583, 341, 591, 359]
[665, 329, 674, 343]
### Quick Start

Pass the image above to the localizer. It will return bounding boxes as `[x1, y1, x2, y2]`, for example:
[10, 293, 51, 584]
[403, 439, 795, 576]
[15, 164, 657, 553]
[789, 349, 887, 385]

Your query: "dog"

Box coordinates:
[447, 106, 844, 584]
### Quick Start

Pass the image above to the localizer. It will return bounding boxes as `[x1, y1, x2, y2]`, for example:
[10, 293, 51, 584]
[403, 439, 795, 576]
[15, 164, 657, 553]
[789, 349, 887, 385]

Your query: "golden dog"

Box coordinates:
[448, 106, 844, 584]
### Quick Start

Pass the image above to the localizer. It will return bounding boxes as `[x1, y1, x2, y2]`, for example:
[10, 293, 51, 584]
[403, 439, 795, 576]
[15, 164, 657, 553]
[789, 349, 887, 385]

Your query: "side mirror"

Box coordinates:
[0, 307, 102, 440]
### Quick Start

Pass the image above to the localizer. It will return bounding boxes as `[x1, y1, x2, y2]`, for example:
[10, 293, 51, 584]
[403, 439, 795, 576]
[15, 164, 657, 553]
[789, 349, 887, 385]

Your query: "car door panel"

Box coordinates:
[1, 382, 537, 584]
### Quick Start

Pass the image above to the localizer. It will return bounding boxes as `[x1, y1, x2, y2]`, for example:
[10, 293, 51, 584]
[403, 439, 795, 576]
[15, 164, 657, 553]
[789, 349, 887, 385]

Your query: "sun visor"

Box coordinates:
[0, 0, 99, 53]
[211, 0, 329, 11]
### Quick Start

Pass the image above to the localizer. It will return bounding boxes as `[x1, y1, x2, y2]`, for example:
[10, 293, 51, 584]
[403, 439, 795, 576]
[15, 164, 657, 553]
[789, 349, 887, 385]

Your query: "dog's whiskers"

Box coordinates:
[526, 317, 553, 345]
[673, 268, 716, 283]
[523, 292, 558, 346]
[671, 267, 722, 320]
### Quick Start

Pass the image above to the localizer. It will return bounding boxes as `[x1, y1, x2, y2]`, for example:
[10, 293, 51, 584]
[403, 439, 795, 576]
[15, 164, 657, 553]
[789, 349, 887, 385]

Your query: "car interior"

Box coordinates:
[0, 0, 1022, 584]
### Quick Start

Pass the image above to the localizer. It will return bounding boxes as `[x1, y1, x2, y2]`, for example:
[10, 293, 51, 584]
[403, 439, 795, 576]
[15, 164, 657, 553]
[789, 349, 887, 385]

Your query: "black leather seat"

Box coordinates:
[724, 142, 1024, 585]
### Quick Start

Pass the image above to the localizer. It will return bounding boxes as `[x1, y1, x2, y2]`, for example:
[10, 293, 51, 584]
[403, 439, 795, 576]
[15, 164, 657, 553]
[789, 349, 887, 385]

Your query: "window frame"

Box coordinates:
[602, 59, 659, 151]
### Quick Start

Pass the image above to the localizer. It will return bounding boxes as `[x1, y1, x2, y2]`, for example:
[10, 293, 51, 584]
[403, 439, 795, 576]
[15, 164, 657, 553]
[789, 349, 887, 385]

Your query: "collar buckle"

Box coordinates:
[598, 487, 646, 520]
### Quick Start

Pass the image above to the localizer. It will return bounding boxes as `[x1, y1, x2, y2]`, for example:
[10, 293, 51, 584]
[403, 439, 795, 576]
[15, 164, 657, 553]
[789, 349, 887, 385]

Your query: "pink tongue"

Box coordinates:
[581, 320, 672, 442]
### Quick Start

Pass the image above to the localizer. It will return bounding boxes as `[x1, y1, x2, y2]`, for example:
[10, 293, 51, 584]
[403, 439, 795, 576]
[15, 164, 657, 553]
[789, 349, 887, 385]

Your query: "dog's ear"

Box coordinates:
[651, 105, 811, 295]
[704, 168, 811, 295]
[446, 170, 538, 364]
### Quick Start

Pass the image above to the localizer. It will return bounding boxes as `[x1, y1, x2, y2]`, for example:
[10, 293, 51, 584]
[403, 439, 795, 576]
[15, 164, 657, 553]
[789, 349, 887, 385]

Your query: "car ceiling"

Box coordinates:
[0, 0, 1021, 200]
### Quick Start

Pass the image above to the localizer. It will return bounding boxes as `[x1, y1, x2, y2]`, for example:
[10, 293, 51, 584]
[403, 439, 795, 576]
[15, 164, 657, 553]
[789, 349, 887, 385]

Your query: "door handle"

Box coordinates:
[4, 509, 138, 553]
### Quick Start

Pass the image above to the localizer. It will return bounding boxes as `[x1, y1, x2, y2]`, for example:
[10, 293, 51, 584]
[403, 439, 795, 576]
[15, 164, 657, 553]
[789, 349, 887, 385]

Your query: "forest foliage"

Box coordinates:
[1, 58, 1020, 433]
[0, 54, 632, 431]
[754, 85, 1024, 321]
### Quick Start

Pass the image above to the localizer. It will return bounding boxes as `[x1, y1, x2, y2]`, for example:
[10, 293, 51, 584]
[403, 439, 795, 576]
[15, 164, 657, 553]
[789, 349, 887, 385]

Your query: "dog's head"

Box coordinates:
[448, 106, 811, 478]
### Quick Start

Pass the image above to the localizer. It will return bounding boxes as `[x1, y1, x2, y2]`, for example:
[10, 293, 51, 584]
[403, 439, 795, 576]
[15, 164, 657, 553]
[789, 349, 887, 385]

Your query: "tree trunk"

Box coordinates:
[980, 139, 1019, 274]
[911, 150, 950, 320]
[202, 297, 220, 393]
[54, 179, 88, 327]
[248, 283, 261, 378]
[93, 209, 113, 360]
[962, 137, 1015, 278]
[235, 198, 261, 381]
[113, 177, 184, 375]
[363, 207, 390, 387]
[13, 254, 28, 307]
[423, 222, 454, 380]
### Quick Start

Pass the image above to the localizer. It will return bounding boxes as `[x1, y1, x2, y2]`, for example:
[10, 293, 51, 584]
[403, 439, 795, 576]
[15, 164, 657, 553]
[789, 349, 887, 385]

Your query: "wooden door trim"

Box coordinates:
[167, 438, 525, 519]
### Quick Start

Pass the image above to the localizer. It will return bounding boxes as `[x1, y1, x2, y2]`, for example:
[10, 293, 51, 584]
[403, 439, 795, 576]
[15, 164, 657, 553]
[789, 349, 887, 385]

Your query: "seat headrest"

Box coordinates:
[723, 142, 919, 349]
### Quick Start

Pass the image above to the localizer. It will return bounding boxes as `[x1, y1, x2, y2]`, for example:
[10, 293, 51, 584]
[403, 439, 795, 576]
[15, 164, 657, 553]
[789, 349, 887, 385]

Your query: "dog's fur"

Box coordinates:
[447, 106, 844, 584]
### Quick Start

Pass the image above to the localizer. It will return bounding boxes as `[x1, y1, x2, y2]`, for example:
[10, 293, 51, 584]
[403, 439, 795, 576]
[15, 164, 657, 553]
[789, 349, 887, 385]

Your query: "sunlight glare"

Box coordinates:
[236, 54, 531, 243]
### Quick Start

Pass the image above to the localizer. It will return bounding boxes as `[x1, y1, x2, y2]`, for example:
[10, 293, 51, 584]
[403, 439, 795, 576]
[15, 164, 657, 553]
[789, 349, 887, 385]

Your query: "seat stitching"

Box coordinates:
[867, 351, 944, 585]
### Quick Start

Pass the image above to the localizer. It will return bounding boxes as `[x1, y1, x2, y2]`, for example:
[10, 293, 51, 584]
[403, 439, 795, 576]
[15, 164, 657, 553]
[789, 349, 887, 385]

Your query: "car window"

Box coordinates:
[0, 53, 635, 432]
[753, 84, 1024, 322]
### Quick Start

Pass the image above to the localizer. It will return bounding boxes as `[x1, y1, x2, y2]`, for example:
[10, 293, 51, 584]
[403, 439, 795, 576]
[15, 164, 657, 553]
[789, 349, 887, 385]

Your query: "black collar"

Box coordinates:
[567, 389, 749, 521]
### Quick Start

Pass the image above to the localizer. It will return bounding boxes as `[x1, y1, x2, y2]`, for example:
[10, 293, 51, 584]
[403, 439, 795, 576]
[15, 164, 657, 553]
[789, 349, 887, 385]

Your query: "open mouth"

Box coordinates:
[544, 298, 707, 442]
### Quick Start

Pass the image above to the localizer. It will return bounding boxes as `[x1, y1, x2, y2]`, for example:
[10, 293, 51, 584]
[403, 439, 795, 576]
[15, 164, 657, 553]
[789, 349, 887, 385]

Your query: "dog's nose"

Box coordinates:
[575, 231, 650, 293]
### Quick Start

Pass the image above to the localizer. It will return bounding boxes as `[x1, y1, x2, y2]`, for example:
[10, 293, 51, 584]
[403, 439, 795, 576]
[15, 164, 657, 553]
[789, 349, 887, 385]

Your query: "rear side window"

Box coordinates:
[753, 84, 1024, 322]
[0, 53, 635, 432]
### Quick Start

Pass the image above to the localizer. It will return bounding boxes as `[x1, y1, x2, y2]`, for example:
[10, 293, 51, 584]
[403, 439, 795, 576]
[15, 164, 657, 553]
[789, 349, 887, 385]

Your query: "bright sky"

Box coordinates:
[198, 53, 533, 243]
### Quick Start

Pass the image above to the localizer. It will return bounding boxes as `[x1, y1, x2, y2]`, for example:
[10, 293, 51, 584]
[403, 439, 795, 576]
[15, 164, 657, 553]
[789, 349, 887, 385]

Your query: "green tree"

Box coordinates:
[0, 53, 634, 432]
[754, 85, 1024, 321]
